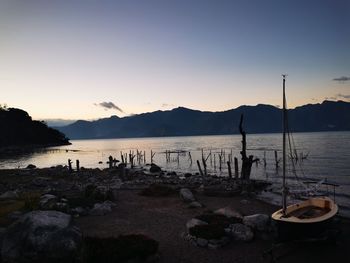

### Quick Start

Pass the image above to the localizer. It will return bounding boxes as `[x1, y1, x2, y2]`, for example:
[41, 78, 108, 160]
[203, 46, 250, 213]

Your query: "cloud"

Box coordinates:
[332, 76, 350, 82]
[337, 93, 350, 99]
[94, 102, 124, 113]
[161, 103, 175, 108]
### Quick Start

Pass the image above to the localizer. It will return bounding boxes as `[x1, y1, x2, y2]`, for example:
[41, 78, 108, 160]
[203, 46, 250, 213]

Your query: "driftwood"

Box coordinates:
[239, 114, 259, 180]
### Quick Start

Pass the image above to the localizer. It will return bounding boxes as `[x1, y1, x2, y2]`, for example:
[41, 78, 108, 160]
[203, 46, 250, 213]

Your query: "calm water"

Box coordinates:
[1, 131, 350, 216]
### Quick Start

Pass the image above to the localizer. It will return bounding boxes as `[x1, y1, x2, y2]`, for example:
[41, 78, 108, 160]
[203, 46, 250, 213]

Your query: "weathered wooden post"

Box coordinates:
[234, 157, 239, 179]
[227, 161, 232, 179]
[68, 159, 73, 173]
[239, 114, 259, 180]
[108, 155, 113, 169]
[76, 160, 80, 172]
[197, 160, 204, 177]
[274, 150, 280, 168]
[188, 152, 192, 165]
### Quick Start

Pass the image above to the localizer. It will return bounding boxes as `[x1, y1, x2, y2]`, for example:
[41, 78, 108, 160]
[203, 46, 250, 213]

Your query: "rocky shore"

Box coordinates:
[0, 164, 349, 262]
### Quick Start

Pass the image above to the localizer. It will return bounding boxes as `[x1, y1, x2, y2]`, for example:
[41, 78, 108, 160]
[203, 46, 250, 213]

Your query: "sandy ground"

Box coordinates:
[77, 190, 350, 263]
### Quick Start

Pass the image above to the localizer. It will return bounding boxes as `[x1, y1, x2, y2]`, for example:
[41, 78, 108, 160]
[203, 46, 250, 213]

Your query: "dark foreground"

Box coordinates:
[0, 167, 349, 263]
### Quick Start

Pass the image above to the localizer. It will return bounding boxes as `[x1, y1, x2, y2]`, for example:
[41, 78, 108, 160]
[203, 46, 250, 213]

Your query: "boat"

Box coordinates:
[271, 75, 338, 241]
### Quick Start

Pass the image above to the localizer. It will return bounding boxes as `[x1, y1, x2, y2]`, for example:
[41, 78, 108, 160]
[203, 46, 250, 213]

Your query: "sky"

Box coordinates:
[0, 0, 349, 120]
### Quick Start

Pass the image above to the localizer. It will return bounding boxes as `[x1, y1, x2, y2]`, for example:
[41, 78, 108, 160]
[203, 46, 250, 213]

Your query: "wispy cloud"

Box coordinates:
[337, 93, 350, 99]
[94, 102, 124, 113]
[161, 103, 175, 108]
[332, 76, 350, 82]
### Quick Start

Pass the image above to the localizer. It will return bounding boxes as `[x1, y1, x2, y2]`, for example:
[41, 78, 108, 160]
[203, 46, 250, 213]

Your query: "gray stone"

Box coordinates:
[89, 201, 115, 216]
[1, 211, 82, 262]
[39, 194, 58, 210]
[243, 214, 270, 231]
[229, 223, 254, 242]
[196, 238, 208, 247]
[214, 206, 243, 219]
[186, 218, 208, 230]
[180, 188, 195, 203]
[0, 191, 18, 200]
[32, 177, 50, 187]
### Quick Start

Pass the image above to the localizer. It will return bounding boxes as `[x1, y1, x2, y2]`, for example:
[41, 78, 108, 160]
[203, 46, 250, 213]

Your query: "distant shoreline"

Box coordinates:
[0, 142, 72, 158]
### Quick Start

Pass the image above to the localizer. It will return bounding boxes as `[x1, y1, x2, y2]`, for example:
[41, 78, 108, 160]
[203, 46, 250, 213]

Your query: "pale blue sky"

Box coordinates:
[0, 0, 349, 119]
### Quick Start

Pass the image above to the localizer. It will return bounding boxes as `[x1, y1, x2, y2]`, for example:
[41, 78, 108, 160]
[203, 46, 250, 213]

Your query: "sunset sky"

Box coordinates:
[0, 0, 349, 120]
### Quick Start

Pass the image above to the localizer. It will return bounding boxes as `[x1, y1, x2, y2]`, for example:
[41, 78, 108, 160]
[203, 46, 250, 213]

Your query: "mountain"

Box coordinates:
[43, 119, 77, 127]
[0, 107, 70, 148]
[57, 100, 350, 140]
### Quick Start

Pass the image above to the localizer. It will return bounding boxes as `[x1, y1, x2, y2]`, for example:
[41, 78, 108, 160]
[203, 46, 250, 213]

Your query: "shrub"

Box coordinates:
[189, 224, 226, 240]
[82, 234, 159, 263]
[195, 213, 241, 227]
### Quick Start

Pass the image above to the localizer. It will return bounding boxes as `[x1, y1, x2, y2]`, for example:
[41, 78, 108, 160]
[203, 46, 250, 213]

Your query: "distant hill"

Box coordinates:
[57, 100, 350, 140]
[0, 107, 70, 148]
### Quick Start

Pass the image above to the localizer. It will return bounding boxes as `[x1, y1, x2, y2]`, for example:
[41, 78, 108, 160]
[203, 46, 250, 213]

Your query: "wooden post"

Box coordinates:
[227, 161, 232, 179]
[76, 160, 80, 172]
[188, 152, 192, 165]
[239, 114, 259, 180]
[68, 159, 72, 173]
[234, 157, 239, 179]
[202, 156, 207, 176]
[197, 160, 204, 177]
[108, 155, 113, 169]
[274, 150, 279, 168]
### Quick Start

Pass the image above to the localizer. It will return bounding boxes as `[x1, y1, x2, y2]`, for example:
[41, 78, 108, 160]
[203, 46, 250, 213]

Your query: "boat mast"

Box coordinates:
[282, 74, 287, 215]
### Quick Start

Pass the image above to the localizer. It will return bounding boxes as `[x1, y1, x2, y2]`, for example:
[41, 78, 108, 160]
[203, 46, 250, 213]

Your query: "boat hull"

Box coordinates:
[271, 197, 338, 241]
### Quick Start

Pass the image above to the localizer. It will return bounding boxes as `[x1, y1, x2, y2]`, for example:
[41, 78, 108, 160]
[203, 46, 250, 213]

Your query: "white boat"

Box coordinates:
[271, 75, 338, 241]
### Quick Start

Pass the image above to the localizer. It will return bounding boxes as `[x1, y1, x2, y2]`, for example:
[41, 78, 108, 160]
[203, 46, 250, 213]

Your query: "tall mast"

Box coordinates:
[282, 74, 287, 215]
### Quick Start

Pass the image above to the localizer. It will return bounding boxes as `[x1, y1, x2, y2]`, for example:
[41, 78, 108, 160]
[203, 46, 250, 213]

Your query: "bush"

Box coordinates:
[140, 184, 176, 197]
[189, 224, 226, 240]
[82, 234, 159, 263]
[195, 213, 241, 227]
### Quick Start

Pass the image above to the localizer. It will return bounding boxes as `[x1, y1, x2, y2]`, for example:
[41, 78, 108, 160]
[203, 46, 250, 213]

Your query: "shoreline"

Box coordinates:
[0, 166, 349, 262]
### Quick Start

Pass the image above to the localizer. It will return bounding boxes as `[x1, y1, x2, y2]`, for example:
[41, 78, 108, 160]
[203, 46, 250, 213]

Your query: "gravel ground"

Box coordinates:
[76, 190, 350, 263]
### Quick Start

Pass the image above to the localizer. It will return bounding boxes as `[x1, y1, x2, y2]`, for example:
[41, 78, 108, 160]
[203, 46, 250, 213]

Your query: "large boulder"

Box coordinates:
[243, 214, 270, 231]
[186, 218, 208, 230]
[0, 191, 18, 201]
[180, 188, 195, 203]
[89, 201, 116, 216]
[214, 207, 243, 220]
[150, 164, 161, 173]
[226, 223, 254, 242]
[1, 211, 82, 262]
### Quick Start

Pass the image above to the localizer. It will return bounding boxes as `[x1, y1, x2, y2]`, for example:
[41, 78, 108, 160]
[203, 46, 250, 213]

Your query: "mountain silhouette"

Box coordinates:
[57, 100, 350, 140]
[0, 107, 70, 148]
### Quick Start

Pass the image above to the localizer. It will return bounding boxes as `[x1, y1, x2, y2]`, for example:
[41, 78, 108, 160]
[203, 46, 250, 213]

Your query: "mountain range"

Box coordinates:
[57, 100, 350, 140]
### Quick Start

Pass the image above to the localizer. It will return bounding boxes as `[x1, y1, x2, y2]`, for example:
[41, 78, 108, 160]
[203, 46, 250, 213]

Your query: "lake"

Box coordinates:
[1, 131, 350, 216]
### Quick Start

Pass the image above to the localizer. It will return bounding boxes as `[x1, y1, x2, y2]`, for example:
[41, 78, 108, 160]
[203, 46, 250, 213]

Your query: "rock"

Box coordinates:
[184, 173, 192, 178]
[243, 214, 270, 231]
[32, 177, 50, 187]
[188, 201, 203, 208]
[1, 211, 82, 262]
[180, 188, 195, 203]
[196, 238, 208, 247]
[229, 223, 254, 242]
[26, 164, 36, 169]
[89, 201, 115, 216]
[150, 164, 161, 173]
[214, 207, 243, 220]
[7, 211, 23, 221]
[0, 191, 18, 200]
[39, 194, 58, 210]
[70, 207, 88, 217]
[186, 218, 208, 230]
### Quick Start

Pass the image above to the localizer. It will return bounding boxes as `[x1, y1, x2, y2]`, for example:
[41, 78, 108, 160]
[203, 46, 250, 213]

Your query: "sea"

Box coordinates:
[1, 131, 350, 217]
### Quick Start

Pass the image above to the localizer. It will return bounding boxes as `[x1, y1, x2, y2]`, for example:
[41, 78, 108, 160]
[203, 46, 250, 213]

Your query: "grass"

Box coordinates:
[82, 234, 159, 263]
